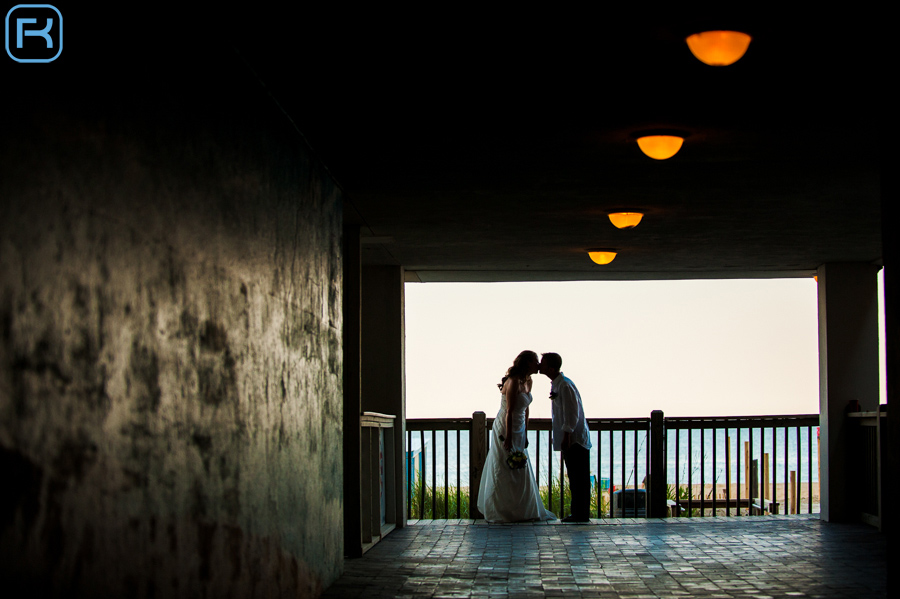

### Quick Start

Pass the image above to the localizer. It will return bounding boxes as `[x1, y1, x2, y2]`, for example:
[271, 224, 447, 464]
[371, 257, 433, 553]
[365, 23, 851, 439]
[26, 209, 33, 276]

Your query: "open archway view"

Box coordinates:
[406, 278, 827, 420]
[403, 277, 886, 520]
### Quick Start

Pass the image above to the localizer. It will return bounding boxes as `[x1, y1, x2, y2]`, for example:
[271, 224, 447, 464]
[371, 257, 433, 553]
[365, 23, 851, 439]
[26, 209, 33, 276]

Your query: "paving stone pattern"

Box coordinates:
[323, 516, 885, 598]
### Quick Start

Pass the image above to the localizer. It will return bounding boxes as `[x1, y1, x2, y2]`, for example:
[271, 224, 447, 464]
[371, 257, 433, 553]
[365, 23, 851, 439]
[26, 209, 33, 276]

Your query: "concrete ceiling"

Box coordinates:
[239, 11, 882, 282]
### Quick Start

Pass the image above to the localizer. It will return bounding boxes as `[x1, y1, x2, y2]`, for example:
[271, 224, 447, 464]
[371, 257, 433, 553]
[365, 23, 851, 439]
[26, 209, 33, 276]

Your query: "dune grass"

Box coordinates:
[408, 475, 612, 519]
[408, 477, 471, 519]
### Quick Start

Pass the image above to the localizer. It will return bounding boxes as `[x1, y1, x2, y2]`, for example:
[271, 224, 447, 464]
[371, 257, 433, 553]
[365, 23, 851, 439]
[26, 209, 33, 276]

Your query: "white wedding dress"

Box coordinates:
[477, 390, 556, 522]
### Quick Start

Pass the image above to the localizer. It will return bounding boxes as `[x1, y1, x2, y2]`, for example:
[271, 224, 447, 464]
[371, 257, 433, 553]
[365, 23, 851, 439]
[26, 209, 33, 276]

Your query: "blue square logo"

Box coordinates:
[6, 4, 62, 63]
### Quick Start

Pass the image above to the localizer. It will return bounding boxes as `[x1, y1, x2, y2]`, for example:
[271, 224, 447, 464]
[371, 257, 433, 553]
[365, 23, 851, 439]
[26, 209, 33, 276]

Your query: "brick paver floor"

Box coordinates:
[322, 516, 885, 598]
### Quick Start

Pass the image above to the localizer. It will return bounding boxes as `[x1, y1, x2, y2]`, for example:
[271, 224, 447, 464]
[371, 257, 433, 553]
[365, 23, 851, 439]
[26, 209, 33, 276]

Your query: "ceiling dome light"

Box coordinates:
[608, 212, 644, 229]
[636, 135, 684, 160]
[686, 31, 752, 66]
[587, 248, 618, 265]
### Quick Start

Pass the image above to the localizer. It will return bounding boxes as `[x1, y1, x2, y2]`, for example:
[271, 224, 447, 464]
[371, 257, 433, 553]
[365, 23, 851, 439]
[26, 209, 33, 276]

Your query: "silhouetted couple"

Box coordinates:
[477, 350, 592, 523]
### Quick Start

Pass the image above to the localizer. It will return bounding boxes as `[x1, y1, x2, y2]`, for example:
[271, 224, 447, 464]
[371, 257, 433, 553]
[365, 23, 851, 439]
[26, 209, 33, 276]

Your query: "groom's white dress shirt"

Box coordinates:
[550, 372, 592, 451]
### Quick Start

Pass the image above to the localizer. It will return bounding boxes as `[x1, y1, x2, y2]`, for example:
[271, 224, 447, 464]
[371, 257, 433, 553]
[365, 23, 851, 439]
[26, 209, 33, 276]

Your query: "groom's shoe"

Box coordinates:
[562, 515, 590, 523]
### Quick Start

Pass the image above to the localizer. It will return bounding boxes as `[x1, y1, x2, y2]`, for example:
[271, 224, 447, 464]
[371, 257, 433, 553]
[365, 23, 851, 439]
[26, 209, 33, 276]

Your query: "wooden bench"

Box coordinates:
[674, 498, 753, 515]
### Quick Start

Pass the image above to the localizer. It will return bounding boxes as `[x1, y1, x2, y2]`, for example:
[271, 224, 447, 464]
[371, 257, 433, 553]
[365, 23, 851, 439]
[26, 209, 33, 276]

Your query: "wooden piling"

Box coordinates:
[790, 470, 797, 514]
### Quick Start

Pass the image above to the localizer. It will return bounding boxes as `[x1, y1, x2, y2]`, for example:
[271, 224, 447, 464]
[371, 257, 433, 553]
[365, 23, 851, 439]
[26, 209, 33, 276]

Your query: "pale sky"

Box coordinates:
[404, 276, 886, 419]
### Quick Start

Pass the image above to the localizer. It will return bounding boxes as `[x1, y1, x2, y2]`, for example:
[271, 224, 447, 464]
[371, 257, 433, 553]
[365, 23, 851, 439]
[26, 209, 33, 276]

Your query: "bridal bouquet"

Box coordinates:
[506, 450, 527, 470]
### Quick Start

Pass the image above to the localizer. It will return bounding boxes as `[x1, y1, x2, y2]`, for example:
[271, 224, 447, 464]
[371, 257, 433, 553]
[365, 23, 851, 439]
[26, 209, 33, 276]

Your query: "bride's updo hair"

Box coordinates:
[498, 350, 538, 389]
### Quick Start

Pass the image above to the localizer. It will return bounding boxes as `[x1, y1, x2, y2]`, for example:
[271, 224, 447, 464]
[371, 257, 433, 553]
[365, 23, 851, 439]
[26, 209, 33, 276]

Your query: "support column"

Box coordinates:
[361, 265, 407, 531]
[470, 411, 487, 520]
[881, 133, 897, 593]
[817, 262, 881, 522]
[649, 410, 667, 518]
[342, 227, 362, 557]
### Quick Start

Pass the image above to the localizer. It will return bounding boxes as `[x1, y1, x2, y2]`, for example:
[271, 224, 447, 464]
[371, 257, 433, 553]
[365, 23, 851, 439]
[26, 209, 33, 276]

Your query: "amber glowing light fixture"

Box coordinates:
[587, 249, 618, 265]
[686, 31, 752, 66]
[636, 135, 683, 160]
[608, 212, 644, 229]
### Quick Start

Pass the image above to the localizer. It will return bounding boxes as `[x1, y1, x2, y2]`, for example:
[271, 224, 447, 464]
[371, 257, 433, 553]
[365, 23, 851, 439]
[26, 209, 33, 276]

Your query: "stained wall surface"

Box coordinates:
[0, 25, 343, 598]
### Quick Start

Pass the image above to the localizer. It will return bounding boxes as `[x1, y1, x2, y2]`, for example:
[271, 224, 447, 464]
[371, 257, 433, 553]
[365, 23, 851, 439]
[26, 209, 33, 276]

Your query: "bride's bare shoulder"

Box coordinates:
[501, 376, 522, 395]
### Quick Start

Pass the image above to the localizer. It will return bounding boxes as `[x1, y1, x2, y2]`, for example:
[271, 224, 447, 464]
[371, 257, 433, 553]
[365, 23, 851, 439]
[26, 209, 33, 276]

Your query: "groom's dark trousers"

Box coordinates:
[563, 443, 591, 519]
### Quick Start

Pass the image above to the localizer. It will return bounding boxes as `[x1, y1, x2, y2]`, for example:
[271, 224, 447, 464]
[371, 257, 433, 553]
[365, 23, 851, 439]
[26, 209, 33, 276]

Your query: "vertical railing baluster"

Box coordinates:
[620, 429, 626, 516]
[736, 426, 742, 516]
[795, 426, 801, 515]
[675, 427, 680, 517]
[431, 430, 436, 518]
[725, 426, 730, 517]
[760, 427, 766, 513]
[712, 426, 717, 516]
[443, 429, 449, 518]
[770, 423, 778, 516]
[609, 428, 614, 517]
[419, 430, 425, 518]
[456, 428, 461, 519]
[594, 426, 603, 518]
[688, 428, 693, 517]
[744, 423, 759, 516]
[783, 425, 788, 514]
[645, 425, 650, 517]
[633, 427, 638, 509]
[771, 425, 776, 513]
[700, 426, 706, 517]
[597, 428, 603, 519]
[808, 425, 813, 514]
[407, 429, 412, 519]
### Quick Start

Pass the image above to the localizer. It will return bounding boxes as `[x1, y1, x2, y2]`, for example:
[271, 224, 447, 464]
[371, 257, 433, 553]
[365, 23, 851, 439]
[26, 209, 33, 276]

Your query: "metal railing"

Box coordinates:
[406, 411, 821, 520]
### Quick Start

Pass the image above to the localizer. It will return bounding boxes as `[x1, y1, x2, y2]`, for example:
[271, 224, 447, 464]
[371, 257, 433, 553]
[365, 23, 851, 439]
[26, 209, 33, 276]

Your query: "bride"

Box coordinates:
[477, 350, 556, 522]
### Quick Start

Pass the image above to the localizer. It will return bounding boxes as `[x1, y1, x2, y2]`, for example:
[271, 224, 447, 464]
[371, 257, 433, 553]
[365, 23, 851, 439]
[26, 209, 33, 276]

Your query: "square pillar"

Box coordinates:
[361, 265, 407, 534]
[881, 148, 897, 594]
[817, 262, 881, 522]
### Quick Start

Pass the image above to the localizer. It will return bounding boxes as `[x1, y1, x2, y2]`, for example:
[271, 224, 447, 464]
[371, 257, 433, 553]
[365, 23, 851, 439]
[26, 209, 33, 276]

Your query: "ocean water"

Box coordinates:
[407, 426, 820, 490]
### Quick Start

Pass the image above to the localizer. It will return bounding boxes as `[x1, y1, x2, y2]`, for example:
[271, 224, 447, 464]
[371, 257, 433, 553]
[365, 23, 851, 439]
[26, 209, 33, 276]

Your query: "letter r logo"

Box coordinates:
[17, 17, 55, 48]
[5, 4, 63, 63]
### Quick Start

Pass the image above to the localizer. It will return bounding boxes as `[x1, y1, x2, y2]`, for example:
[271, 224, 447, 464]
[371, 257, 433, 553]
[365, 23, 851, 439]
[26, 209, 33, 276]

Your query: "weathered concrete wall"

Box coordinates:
[0, 43, 343, 598]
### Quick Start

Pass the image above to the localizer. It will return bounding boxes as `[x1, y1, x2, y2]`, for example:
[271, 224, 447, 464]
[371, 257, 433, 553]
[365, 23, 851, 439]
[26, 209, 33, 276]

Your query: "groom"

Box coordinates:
[540, 352, 592, 522]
